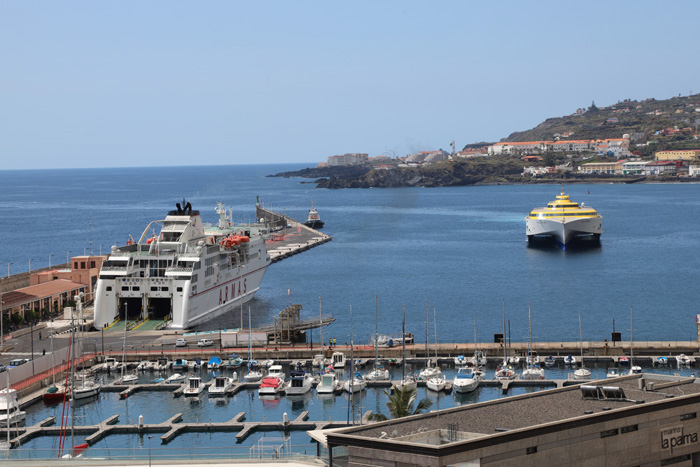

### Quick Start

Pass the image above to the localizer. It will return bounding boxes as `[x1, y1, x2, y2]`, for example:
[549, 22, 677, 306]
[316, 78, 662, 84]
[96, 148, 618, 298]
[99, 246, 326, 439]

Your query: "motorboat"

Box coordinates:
[312, 354, 327, 367]
[207, 356, 222, 370]
[606, 368, 620, 378]
[676, 354, 691, 367]
[544, 355, 556, 367]
[426, 374, 447, 392]
[258, 376, 285, 395]
[316, 372, 341, 394]
[453, 366, 483, 394]
[136, 360, 154, 371]
[43, 382, 70, 403]
[331, 352, 346, 369]
[119, 373, 138, 384]
[172, 358, 188, 372]
[394, 373, 417, 392]
[166, 373, 185, 383]
[525, 189, 603, 247]
[0, 388, 26, 427]
[102, 357, 120, 372]
[619, 357, 629, 365]
[573, 368, 591, 380]
[629, 365, 643, 375]
[303, 202, 324, 229]
[183, 376, 204, 396]
[208, 376, 234, 396]
[526, 351, 541, 367]
[522, 365, 545, 380]
[259, 359, 274, 368]
[285, 370, 313, 395]
[156, 357, 170, 371]
[343, 372, 367, 393]
[508, 355, 521, 366]
[224, 355, 244, 370]
[657, 356, 669, 366]
[267, 364, 284, 379]
[564, 355, 576, 366]
[454, 355, 468, 367]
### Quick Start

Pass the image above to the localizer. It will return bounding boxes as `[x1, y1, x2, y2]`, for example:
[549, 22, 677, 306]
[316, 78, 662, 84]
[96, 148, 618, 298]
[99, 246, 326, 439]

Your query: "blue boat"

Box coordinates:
[207, 356, 222, 370]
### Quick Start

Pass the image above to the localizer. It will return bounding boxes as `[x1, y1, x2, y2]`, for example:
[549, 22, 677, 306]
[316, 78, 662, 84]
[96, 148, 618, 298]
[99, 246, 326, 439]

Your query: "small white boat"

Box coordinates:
[454, 355, 468, 366]
[120, 374, 138, 384]
[331, 352, 346, 369]
[629, 366, 643, 375]
[267, 364, 284, 378]
[244, 369, 263, 382]
[656, 356, 669, 366]
[676, 354, 691, 367]
[316, 372, 341, 394]
[606, 368, 620, 378]
[419, 362, 441, 381]
[259, 359, 274, 368]
[453, 366, 483, 393]
[207, 357, 221, 370]
[0, 388, 26, 427]
[166, 373, 185, 383]
[172, 358, 188, 371]
[495, 365, 516, 381]
[522, 366, 545, 380]
[526, 352, 541, 367]
[343, 372, 367, 393]
[136, 360, 154, 371]
[426, 374, 446, 392]
[312, 354, 327, 367]
[544, 355, 556, 367]
[208, 376, 234, 396]
[102, 357, 120, 372]
[573, 368, 591, 380]
[363, 367, 390, 382]
[564, 355, 576, 365]
[470, 350, 487, 367]
[285, 371, 313, 395]
[394, 373, 417, 392]
[183, 376, 204, 396]
[258, 376, 285, 395]
[508, 355, 521, 366]
[156, 357, 170, 371]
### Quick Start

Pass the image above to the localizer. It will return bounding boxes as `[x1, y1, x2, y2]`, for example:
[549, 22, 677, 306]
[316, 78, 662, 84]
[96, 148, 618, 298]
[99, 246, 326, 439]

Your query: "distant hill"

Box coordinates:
[502, 94, 700, 152]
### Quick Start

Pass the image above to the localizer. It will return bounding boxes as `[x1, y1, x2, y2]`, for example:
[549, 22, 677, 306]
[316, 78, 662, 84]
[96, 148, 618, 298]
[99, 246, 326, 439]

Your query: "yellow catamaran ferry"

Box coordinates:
[525, 189, 602, 247]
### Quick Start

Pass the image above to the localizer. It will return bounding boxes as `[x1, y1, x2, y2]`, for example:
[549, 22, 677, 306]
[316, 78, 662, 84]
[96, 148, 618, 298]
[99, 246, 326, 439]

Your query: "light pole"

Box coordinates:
[7, 262, 12, 278]
[1, 292, 5, 352]
[99, 244, 104, 256]
[49, 254, 54, 269]
[28, 258, 33, 274]
[148, 435, 153, 467]
[66, 250, 71, 267]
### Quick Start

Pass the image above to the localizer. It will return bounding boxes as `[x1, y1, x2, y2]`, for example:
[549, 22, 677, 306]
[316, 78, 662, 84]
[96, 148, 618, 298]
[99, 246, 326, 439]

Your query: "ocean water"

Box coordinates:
[1, 164, 700, 344]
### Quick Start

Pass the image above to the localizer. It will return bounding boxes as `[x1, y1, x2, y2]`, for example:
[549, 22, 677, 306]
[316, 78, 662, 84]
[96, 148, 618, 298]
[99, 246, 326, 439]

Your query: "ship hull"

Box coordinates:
[526, 216, 602, 246]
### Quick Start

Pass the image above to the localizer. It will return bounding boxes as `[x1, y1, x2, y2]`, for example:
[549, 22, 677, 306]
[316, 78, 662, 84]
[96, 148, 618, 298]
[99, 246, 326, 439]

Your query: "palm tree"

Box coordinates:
[369, 386, 433, 421]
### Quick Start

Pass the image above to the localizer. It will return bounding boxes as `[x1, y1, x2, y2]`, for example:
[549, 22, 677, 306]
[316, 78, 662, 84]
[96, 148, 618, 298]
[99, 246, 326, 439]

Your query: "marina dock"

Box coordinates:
[256, 205, 332, 263]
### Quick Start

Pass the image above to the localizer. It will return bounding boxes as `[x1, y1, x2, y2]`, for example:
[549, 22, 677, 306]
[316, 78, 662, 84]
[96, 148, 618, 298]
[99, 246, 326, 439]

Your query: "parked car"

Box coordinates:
[175, 338, 188, 347]
[8, 358, 30, 368]
[197, 338, 214, 347]
[0, 364, 6, 373]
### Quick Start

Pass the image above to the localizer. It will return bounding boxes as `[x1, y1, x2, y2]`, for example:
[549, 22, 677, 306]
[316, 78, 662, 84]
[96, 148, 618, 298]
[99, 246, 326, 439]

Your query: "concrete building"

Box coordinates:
[621, 161, 649, 175]
[689, 165, 700, 177]
[327, 153, 369, 166]
[322, 374, 700, 467]
[645, 161, 678, 175]
[655, 150, 700, 161]
[1, 279, 87, 321]
[579, 161, 624, 175]
[31, 254, 106, 297]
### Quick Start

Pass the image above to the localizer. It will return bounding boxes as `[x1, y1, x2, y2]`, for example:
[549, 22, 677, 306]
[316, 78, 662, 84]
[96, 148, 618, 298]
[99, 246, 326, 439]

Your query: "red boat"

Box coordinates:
[619, 357, 629, 365]
[43, 385, 70, 403]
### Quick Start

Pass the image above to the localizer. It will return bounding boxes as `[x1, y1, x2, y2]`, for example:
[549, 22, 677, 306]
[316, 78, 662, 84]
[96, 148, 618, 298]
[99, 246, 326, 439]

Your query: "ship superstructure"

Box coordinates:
[94, 201, 271, 329]
[525, 189, 602, 246]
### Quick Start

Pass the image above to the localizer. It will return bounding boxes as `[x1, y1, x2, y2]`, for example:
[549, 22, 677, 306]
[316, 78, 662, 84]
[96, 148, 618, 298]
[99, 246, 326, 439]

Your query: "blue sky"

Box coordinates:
[2, 1, 699, 170]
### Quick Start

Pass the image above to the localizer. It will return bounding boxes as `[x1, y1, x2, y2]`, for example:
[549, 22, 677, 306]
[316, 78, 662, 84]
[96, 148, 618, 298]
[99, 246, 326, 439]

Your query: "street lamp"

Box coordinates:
[66, 251, 71, 268]
[1, 292, 5, 352]
[148, 435, 153, 467]
[7, 262, 12, 278]
[28, 258, 33, 274]
[99, 244, 104, 255]
[49, 254, 54, 269]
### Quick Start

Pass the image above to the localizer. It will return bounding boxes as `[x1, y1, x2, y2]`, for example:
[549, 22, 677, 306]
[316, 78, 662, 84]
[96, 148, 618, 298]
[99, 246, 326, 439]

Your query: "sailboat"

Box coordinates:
[118, 321, 137, 384]
[426, 306, 446, 392]
[44, 333, 70, 403]
[343, 306, 366, 393]
[573, 314, 591, 380]
[364, 296, 389, 382]
[521, 304, 544, 380]
[244, 307, 262, 382]
[395, 305, 417, 392]
[629, 306, 642, 375]
[419, 302, 441, 380]
[495, 300, 515, 381]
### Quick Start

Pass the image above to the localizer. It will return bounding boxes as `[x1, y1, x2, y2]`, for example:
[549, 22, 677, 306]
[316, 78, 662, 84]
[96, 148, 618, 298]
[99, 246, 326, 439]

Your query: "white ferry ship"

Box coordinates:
[525, 189, 602, 247]
[94, 201, 271, 330]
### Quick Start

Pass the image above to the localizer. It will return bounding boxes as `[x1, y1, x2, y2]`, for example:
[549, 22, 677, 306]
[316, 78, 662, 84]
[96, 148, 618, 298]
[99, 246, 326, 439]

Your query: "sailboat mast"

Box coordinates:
[425, 301, 429, 366]
[630, 306, 634, 368]
[319, 296, 323, 351]
[528, 304, 532, 370]
[350, 305, 355, 424]
[402, 305, 406, 382]
[502, 299, 507, 362]
[433, 307, 438, 359]
[578, 313, 585, 370]
[375, 295, 378, 371]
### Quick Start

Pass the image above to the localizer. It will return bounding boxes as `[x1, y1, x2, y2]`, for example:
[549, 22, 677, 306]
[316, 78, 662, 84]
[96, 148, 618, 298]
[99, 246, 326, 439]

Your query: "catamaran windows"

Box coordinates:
[205, 266, 214, 277]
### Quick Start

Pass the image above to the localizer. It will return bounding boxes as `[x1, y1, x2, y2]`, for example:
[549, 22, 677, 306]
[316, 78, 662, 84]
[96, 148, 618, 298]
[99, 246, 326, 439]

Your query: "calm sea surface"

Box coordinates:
[1, 164, 700, 344]
[2, 164, 700, 458]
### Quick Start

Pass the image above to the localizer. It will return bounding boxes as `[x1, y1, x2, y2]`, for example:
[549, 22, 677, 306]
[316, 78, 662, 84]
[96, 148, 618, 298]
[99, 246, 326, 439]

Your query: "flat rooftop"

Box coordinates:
[328, 374, 700, 445]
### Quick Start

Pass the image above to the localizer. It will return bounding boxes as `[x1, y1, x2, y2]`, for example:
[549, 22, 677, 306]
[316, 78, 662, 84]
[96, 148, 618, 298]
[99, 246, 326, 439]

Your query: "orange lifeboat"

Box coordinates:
[147, 236, 156, 244]
[239, 236, 250, 243]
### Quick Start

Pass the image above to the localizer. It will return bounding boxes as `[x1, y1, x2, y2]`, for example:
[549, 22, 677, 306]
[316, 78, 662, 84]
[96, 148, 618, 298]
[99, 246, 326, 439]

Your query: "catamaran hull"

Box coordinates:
[526, 217, 602, 246]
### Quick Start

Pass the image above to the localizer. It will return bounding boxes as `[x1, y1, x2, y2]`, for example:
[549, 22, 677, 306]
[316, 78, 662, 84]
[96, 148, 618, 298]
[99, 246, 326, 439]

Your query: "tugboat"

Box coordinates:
[303, 202, 324, 229]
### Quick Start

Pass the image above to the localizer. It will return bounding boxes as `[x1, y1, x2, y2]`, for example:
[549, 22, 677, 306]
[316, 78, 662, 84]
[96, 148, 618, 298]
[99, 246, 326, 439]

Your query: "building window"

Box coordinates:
[90, 261, 96, 268]
[526, 446, 537, 455]
[600, 428, 619, 438]
[74, 262, 78, 269]
[81, 262, 86, 269]
[621, 424, 638, 434]
[681, 413, 697, 421]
